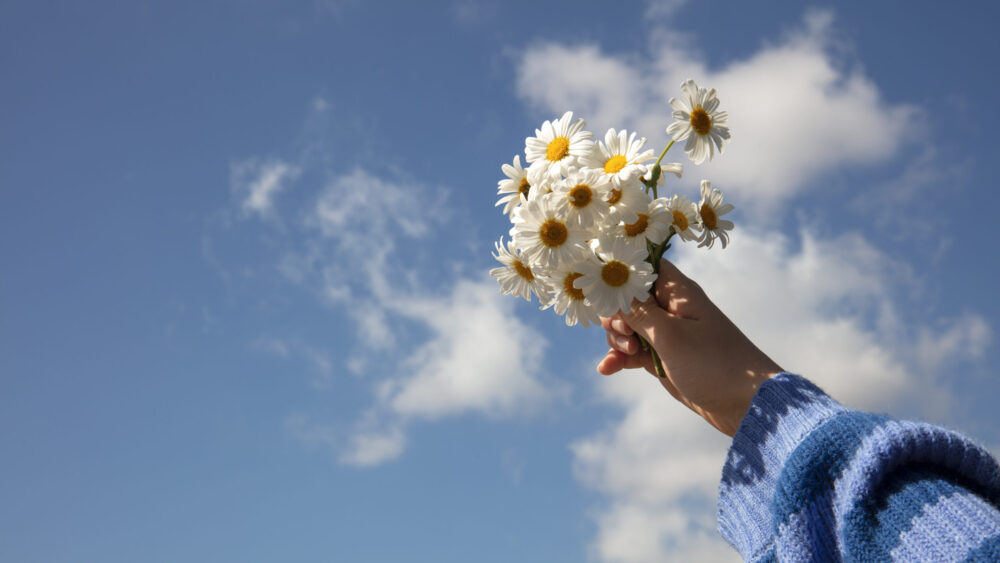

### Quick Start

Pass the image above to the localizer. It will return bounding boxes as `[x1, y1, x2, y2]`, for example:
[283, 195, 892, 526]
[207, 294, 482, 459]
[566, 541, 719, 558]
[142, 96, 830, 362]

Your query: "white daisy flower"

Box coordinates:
[524, 111, 594, 178]
[577, 236, 656, 317]
[663, 194, 699, 242]
[640, 161, 684, 186]
[695, 180, 735, 249]
[495, 155, 533, 217]
[511, 194, 590, 270]
[542, 260, 602, 327]
[611, 198, 673, 253]
[580, 128, 655, 185]
[550, 168, 611, 229]
[666, 79, 731, 165]
[490, 238, 552, 302]
[605, 176, 652, 226]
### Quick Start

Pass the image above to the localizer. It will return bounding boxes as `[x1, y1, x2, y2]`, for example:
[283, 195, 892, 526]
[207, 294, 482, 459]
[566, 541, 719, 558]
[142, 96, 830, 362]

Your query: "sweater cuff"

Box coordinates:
[716, 373, 847, 561]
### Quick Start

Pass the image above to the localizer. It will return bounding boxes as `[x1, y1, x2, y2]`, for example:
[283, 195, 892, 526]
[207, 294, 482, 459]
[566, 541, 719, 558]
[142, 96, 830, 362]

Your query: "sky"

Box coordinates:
[2, 0, 999, 561]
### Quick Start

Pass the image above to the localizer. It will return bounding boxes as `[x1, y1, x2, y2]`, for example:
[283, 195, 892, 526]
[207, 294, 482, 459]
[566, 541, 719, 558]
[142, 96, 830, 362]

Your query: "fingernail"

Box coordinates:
[615, 335, 630, 349]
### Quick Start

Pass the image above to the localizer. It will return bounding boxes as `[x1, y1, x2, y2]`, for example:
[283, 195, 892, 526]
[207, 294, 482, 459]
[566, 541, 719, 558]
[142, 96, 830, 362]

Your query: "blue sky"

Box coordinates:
[2, 1, 998, 561]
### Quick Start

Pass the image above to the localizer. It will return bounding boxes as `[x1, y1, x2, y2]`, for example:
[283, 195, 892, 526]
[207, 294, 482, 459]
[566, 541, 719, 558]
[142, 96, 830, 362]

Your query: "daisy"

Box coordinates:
[495, 155, 533, 217]
[490, 237, 552, 302]
[580, 128, 655, 185]
[576, 236, 656, 317]
[511, 194, 590, 270]
[663, 194, 699, 242]
[542, 260, 602, 327]
[524, 111, 594, 178]
[695, 180, 735, 249]
[605, 176, 652, 226]
[666, 79, 731, 165]
[610, 198, 673, 254]
[549, 168, 611, 229]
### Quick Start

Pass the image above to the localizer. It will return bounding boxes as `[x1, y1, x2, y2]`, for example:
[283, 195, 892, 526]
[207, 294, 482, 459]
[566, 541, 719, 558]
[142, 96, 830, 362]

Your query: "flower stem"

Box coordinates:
[636, 141, 678, 380]
[637, 334, 667, 379]
[643, 139, 676, 199]
[654, 138, 676, 169]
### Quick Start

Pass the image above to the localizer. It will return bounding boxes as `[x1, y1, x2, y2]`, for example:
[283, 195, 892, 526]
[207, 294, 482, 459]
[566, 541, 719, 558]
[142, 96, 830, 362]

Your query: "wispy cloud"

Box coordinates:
[236, 164, 555, 466]
[231, 158, 301, 219]
[643, 0, 688, 20]
[254, 336, 336, 388]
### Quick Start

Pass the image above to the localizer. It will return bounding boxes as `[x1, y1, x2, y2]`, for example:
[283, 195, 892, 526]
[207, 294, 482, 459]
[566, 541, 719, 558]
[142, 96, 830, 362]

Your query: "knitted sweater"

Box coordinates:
[717, 373, 1000, 562]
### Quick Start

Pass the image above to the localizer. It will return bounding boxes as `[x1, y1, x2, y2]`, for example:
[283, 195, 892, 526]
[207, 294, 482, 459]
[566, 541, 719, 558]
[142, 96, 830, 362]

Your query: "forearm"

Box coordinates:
[717, 374, 1000, 561]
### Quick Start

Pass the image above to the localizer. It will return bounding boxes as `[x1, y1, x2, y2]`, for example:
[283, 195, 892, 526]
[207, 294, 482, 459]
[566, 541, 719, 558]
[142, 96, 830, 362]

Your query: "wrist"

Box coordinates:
[715, 369, 779, 436]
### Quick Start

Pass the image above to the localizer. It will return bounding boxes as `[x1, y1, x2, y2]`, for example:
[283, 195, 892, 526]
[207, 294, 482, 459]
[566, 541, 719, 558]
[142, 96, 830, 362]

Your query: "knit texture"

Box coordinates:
[717, 373, 1000, 562]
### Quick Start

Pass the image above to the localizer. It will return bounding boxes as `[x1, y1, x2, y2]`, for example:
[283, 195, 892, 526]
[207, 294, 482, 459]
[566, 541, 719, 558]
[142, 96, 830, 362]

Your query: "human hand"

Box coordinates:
[597, 258, 783, 436]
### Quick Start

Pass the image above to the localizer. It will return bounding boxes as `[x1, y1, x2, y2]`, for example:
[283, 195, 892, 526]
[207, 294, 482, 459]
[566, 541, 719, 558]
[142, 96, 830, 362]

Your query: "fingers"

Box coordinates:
[624, 294, 682, 342]
[597, 348, 652, 375]
[606, 328, 639, 355]
[653, 258, 707, 319]
[600, 314, 634, 336]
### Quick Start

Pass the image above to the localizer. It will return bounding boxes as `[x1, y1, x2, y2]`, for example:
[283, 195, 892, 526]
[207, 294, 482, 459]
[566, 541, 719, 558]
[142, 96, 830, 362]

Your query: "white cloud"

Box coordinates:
[379, 278, 549, 420]
[322, 277, 553, 465]
[311, 167, 430, 242]
[914, 314, 991, 373]
[231, 158, 300, 218]
[517, 44, 647, 141]
[265, 167, 554, 465]
[515, 10, 922, 215]
[338, 420, 407, 467]
[643, 0, 687, 20]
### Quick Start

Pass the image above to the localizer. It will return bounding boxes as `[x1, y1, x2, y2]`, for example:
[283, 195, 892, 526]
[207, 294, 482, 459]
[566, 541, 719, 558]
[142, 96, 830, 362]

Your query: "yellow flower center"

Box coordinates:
[624, 213, 649, 238]
[671, 210, 689, 231]
[700, 203, 718, 230]
[603, 155, 628, 174]
[513, 259, 534, 281]
[690, 107, 712, 136]
[539, 218, 569, 247]
[563, 272, 585, 301]
[601, 261, 629, 288]
[607, 188, 622, 205]
[568, 184, 593, 208]
[546, 136, 571, 162]
[518, 177, 531, 198]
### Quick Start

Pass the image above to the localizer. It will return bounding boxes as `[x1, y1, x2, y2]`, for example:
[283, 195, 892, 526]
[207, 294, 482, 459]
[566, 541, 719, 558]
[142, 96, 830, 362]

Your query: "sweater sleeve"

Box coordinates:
[717, 373, 1000, 562]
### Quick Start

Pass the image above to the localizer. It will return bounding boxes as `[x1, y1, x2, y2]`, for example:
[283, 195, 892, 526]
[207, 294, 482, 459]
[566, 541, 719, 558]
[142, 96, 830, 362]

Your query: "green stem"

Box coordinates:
[637, 334, 667, 379]
[643, 139, 676, 199]
[654, 138, 676, 169]
[634, 139, 678, 380]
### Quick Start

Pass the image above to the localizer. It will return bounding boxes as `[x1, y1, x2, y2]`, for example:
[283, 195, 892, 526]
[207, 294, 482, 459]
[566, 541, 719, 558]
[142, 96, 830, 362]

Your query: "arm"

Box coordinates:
[722, 374, 1000, 561]
[601, 259, 1000, 561]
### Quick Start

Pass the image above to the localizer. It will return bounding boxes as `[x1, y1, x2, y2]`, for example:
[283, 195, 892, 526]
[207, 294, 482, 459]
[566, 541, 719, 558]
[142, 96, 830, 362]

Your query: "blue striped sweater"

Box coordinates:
[717, 373, 1000, 562]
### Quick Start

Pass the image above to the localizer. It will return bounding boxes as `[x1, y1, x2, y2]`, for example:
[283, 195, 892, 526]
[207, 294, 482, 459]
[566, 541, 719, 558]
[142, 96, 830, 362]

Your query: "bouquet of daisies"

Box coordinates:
[490, 80, 734, 377]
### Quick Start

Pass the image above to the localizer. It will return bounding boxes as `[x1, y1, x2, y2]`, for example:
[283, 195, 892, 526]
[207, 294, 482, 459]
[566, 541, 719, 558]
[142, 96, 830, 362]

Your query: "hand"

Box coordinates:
[597, 258, 783, 436]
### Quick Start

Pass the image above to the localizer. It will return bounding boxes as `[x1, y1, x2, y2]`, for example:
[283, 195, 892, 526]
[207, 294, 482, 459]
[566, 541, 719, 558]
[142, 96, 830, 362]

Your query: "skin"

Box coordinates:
[597, 258, 784, 437]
